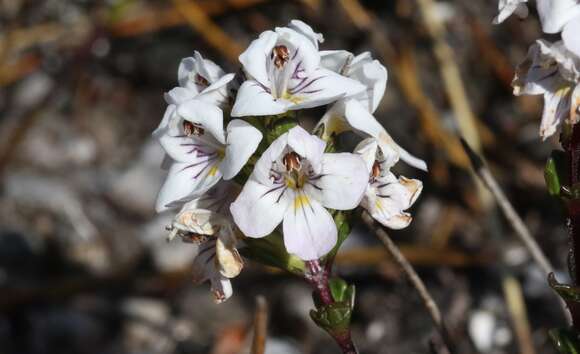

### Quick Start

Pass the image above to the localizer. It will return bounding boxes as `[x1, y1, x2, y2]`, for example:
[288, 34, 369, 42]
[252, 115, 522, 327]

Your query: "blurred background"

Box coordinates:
[0, 0, 570, 353]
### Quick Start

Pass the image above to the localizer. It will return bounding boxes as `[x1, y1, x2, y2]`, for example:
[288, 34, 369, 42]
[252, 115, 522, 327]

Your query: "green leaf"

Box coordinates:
[325, 211, 352, 262]
[329, 278, 349, 302]
[549, 273, 580, 303]
[545, 150, 569, 197]
[241, 232, 305, 274]
[550, 328, 580, 354]
[309, 302, 352, 333]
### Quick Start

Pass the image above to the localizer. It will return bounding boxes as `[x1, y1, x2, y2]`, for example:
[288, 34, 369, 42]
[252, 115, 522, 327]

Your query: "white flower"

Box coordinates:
[562, 16, 580, 58]
[230, 22, 365, 117]
[320, 50, 388, 113]
[230, 125, 368, 260]
[492, 0, 529, 24]
[288, 20, 324, 49]
[315, 51, 427, 172]
[355, 138, 423, 229]
[168, 182, 243, 303]
[153, 51, 236, 139]
[536, 0, 580, 34]
[155, 99, 262, 212]
[513, 40, 580, 139]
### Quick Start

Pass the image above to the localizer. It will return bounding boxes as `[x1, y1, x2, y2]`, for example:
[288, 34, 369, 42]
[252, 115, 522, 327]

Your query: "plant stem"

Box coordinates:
[564, 124, 580, 329]
[305, 260, 358, 354]
[362, 212, 458, 354]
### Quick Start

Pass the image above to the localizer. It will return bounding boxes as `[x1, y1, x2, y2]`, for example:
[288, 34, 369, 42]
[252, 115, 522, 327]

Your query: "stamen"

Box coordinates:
[194, 73, 210, 88]
[282, 151, 302, 172]
[183, 121, 205, 136]
[272, 45, 290, 69]
[371, 160, 381, 181]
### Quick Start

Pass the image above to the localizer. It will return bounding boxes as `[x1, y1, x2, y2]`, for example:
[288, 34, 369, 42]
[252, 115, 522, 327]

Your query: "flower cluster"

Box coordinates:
[153, 20, 425, 303]
[495, 0, 580, 140]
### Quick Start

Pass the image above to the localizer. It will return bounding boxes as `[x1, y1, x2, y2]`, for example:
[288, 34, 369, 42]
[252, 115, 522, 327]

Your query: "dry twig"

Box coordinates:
[460, 138, 571, 324]
[251, 296, 268, 354]
[362, 212, 458, 354]
[503, 276, 537, 354]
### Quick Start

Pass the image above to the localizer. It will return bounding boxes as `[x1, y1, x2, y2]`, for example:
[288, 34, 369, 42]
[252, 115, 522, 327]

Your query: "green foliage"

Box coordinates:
[545, 150, 569, 198]
[310, 277, 356, 336]
[550, 328, 580, 354]
[325, 211, 352, 262]
[241, 232, 305, 275]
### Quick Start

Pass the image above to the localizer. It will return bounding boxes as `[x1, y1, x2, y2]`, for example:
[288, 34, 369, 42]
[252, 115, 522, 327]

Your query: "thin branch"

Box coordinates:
[460, 138, 572, 324]
[251, 295, 268, 354]
[502, 276, 537, 354]
[361, 211, 458, 354]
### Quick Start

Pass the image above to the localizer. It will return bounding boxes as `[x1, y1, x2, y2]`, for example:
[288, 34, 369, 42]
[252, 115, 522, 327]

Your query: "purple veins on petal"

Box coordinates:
[289, 75, 325, 94]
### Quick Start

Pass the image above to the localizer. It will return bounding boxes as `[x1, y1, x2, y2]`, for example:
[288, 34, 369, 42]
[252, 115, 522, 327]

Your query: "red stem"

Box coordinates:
[565, 125, 580, 329]
[305, 260, 358, 354]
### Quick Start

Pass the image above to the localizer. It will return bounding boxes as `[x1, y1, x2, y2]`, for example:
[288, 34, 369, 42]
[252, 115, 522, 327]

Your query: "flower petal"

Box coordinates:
[320, 50, 353, 74]
[252, 132, 289, 186]
[177, 100, 226, 144]
[230, 179, 293, 238]
[363, 173, 423, 230]
[216, 226, 244, 278]
[220, 119, 263, 180]
[344, 99, 427, 171]
[152, 104, 177, 138]
[155, 160, 223, 212]
[239, 30, 278, 87]
[288, 20, 324, 49]
[231, 80, 287, 117]
[179, 51, 226, 90]
[282, 195, 337, 260]
[537, 0, 580, 33]
[286, 68, 366, 110]
[315, 102, 352, 140]
[540, 84, 572, 140]
[493, 0, 528, 24]
[196, 73, 236, 108]
[165, 87, 197, 105]
[275, 26, 321, 75]
[347, 53, 388, 112]
[305, 153, 368, 210]
[563, 16, 580, 58]
[287, 125, 326, 173]
[210, 276, 233, 304]
[353, 137, 380, 173]
[180, 181, 241, 215]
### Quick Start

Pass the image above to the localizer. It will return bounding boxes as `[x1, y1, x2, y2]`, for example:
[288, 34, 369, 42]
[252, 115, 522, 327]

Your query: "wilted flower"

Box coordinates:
[230, 126, 368, 260]
[355, 138, 422, 229]
[167, 182, 242, 303]
[513, 40, 580, 139]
